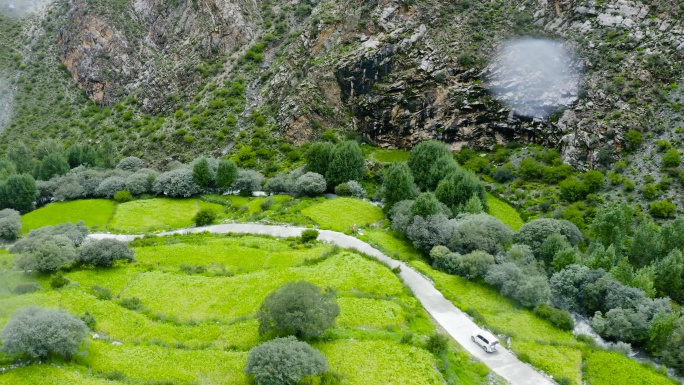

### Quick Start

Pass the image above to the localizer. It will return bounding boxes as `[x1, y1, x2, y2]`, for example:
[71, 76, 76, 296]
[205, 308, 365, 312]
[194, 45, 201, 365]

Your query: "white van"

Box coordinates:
[471, 328, 499, 353]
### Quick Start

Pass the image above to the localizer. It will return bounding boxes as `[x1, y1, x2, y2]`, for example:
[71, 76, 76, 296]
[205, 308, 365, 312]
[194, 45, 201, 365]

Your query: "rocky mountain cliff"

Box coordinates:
[1, 0, 684, 167]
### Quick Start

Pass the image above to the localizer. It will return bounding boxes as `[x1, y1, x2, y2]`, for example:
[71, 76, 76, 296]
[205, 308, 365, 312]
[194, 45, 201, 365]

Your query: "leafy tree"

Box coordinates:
[116, 157, 145, 172]
[649, 200, 676, 219]
[234, 169, 264, 196]
[588, 243, 620, 271]
[194, 208, 217, 226]
[67, 144, 98, 168]
[325, 141, 365, 187]
[97, 141, 116, 169]
[216, 160, 238, 192]
[659, 316, 684, 372]
[125, 170, 157, 195]
[153, 169, 201, 197]
[0, 209, 21, 240]
[534, 304, 574, 331]
[77, 239, 135, 268]
[426, 156, 461, 191]
[662, 217, 684, 252]
[609, 258, 635, 286]
[382, 163, 418, 212]
[449, 214, 513, 255]
[632, 265, 656, 298]
[538, 233, 571, 268]
[245, 336, 328, 385]
[515, 218, 583, 257]
[408, 140, 452, 190]
[95, 176, 126, 198]
[463, 195, 484, 214]
[435, 169, 488, 214]
[630, 220, 664, 267]
[294, 172, 326, 196]
[654, 249, 684, 302]
[591, 308, 650, 344]
[590, 203, 633, 251]
[485, 263, 550, 308]
[581, 170, 605, 192]
[257, 281, 339, 339]
[22, 222, 90, 246]
[559, 177, 588, 202]
[14, 235, 77, 273]
[8, 143, 34, 174]
[454, 250, 495, 279]
[411, 193, 442, 216]
[405, 214, 456, 253]
[0, 307, 88, 360]
[519, 158, 545, 181]
[551, 247, 580, 273]
[35, 139, 64, 160]
[38, 153, 70, 181]
[192, 158, 214, 190]
[0, 174, 38, 213]
[305, 142, 335, 176]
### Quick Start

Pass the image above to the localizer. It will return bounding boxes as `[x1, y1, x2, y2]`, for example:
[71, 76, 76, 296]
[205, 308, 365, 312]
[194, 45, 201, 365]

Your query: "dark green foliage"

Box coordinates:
[0, 307, 88, 360]
[492, 164, 515, 183]
[77, 239, 135, 268]
[581, 170, 605, 192]
[325, 141, 365, 187]
[80, 311, 96, 330]
[294, 172, 326, 196]
[515, 218, 583, 257]
[551, 247, 580, 273]
[0, 173, 38, 213]
[15, 235, 77, 274]
[381, 163, 418, 212]
[334, 182, 351, 196]
[50, 271, 70, 289]
[658, 316, 684, 373]
[533, 304, 574, 331]
[542, 164, 573, 184]
[305, 142, 335, 176]
[485, 263, 551, 308]
[192, 158, 214, 189]
[449, 214, 513, 255]
[650, 200, 676, 219]
[67, 144, 98, 168]
[519, 158, 545, 181]
[8, 143, 34, 174]
[257, 281, 339, 339]
[434, 169, 488, 215]
[630, 220, 664, 267]
[245, 336, 328, 385]
[411, 192, 442, 216]
[425, 333, 449, 355]
[39, 153, 70, 180]
[588, 243, 620, 271]
[590, 203, 633, 250]
[453, 250, 495, 279]
[91, 285, 112, 300]
[113, 190, 133, 203]
[194, 208, 217, 226]
[538, 233, 571, 268]
[119, 297, 143, 311]
[662, 149, 682, 168]
[654, 249, 684, 302]
[662, 218, 684, 252]
[0, 208, 21, 240]
[300, 229, 319, 243]
[426, 156, 461, 191]
[216, 160, 238, 192]
[408, 140, 452, 191]
[625, 129, 643, 151]
[13, 282, 41, 294]
[405, 214, 455, 253]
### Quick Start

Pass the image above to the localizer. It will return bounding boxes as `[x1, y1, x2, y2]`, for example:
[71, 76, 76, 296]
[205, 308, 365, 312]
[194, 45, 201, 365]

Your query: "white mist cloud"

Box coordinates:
[487, 38, 581, 119]
[0, 0, 52, 17]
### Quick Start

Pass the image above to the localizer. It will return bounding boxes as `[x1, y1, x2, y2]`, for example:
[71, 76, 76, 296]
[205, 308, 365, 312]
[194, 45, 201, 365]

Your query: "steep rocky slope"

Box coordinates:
[1, 0, 683, 168]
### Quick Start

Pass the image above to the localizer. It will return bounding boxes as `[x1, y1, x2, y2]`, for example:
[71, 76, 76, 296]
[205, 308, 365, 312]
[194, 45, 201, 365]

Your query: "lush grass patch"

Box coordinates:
[359, 230, 424, 262]
[486, 193, 524, 231]
[301, 198, 384, 232]
[318, 340, 443, 385]
[584, 350, 676, 385]
[21, 199, 116, 233]
[511, 340, 582, 385]
[0, 365, 117, 385]
[108, 198, 223, 233]
[369, 148, 410, 163]
[337, 297, 404, 328]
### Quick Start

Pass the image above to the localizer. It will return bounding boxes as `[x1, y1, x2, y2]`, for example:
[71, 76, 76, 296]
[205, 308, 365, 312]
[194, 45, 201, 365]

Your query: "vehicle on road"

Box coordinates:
[471, 328, 499, 353]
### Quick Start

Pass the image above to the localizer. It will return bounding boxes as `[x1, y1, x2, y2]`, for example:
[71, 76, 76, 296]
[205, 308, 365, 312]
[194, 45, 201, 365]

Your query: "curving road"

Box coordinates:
[90, 224, 554, 385]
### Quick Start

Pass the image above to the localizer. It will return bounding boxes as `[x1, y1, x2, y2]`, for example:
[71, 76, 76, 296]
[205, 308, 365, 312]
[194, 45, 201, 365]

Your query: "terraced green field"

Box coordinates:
[0, 233, 492, 384]
[21, 199, 116, 233]
[301, 197, 384, 232]
[108, 198, 223, 233]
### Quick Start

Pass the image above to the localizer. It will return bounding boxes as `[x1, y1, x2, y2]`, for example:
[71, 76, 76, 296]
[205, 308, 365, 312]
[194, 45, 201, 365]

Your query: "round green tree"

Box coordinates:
[245, 336, 328, 385]
[0, 173, 38, 213]
[216, 159, 238, 192]
[257, 280, 339, 339]
[381, 163, 418, 212]
[325, 141, 365, 187]
[408, 140, 452, 191]
[305, 142, 335, 176]
[192, 157, 214, 190]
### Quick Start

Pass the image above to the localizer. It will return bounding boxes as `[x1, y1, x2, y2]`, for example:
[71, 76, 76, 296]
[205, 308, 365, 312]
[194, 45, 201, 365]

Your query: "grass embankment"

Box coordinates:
[0, 233, 492, 385]
[21, 200, 116, 233]
[486, 193, 525, 231]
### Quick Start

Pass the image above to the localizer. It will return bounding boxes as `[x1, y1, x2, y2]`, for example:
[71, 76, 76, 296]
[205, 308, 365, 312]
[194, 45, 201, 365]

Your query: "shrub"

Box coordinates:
[559, 177, 588, 202]
[449, 214, 513, 255]
[0, 173, 38, 213]
[0, 208, 21, 240]
[582, 170, 605, 192]
[625, 129, 642, 151]
[411, 193, 442, 216]
[257, 280, 339, 339]
[194, 208, 217, 226]
[80, 311, 96, 330]
[116, 156, 145, 172]
[23, 222, 90, 246]
[405, 214, 456, 253]
[431, 246, 461, 274]
[515, 218, 582, 256]
[38, 153, 70, 180]
[650, 200, 676, 219]
[435, 169, 488, 214]
[113, 190, 133, 203]
[91, 285, 112, 300]
[408, 140, 452, 190]
[346, 180, 366, 199]
[265, 174, 295, 195]
[425, 333, 449, 355]
[492, 165, 515, 183]
[77, 239, 135, 268]
[519, 158, 545, 181]
[14, 235, 77, 273]
[485, 263, 550, 308]
[95, 176, 126, 198]
[153, 168, 201, 197]
[192, 157, 214, 190]
[13, 282, 41, 294]
[663, 149, 682, 168]
[543, 164, 573, 184]
[0, 307, 88, 360]
[245, 336, 328, 385]
[382, 163, 418, 212]
[295, 172, 327, 196]
[50, 271, 70, 289]
[533, 304, 574, 331]
[326, 141, 366, 187]
[234, 169, 264, 196]
[426, 156, 461, 191]
[334, 182, 351, 196]
[120, 297, 143, 311]
[300, 229, 319, 243]
[456, 250, 495, 279]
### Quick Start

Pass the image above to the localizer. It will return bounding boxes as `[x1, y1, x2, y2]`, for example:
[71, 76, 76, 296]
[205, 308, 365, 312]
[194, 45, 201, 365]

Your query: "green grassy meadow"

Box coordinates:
[301, 197, 384, 232]
[109, 198, 223, 233]
[0, 233, 492, 385]
[486, 193, 524, 231]
[21, 200, 116, 233]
